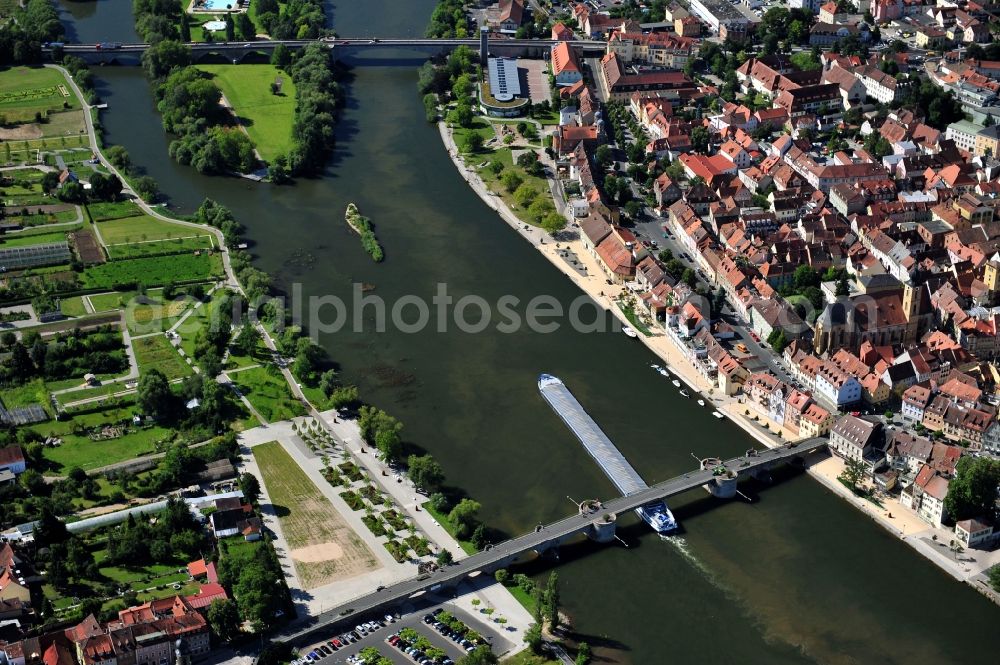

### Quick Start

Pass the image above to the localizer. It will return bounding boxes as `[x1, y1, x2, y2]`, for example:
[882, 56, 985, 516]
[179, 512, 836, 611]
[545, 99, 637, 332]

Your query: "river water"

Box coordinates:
[61, 1, 1000, 663]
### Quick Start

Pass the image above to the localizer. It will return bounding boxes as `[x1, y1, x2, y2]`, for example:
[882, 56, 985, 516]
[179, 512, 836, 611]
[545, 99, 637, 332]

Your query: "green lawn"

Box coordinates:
[60, 295, 88, 317]
[471, 145, 551, 229]
[31, 407, 172, 473]
[81, 253, 223, 289]
[0, 66, 78, 123]
[132, 334, 193, 380]
[0, 378, 51, 414]
[86, 200, 143, 222]
[89, 291, 133, 312]
[54, 382, 133, 409]
[196, 64, 297, 161]
[229, 366, 306, 422]
[125, 293, 196, 335]
[98, 215, 205, 244]
[0, 230, 71, 247]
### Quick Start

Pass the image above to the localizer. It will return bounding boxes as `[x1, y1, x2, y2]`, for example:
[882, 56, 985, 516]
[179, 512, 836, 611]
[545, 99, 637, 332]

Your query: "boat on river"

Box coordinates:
[658, 368, 670, 377]
[697, 399, 706, 406]
[712, 411, 725, 419]
[671, 379, 681, 387]
[679, 390, 690, 398]
[623, 326, 638, 338]
[538, 374, 677, 534]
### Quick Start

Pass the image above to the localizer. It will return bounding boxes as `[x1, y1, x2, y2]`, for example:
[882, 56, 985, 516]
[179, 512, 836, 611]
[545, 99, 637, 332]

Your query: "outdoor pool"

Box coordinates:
[199, 0, 237, 11]
[203, 20, 227, 32]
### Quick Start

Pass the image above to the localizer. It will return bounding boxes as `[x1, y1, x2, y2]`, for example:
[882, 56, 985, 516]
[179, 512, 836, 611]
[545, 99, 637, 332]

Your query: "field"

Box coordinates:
[0, 230, 71, 247]
[81, 253, 224, 289]
[252, 441, 379, 588]
[229, 366, 306, 422]
[196, 65, 297, 161]
[0, 67, 77, 123]
[59, 295, 88, 317]
[0, 378, 51, 414]
[98, 215, 205, 244]
[132, 334, 193, 380]
[470, 145, 551, 229]
[29, 404, 172, 473]
[86, 200, 143, 222]
[126, 294, 196, 335]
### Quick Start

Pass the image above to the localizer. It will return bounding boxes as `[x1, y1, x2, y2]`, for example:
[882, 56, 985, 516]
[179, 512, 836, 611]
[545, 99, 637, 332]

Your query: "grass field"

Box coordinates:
[98, 215, 203, 244]
[89, 291, 133, 312]
[229, 366, 306, 422]
[126, 294, 195, 335]
[133, 334, 193, 380]
[81, 253, 223, 289]
[86, 200, 143, 222]
[252, 441, 379, 588]
[31, 407, 172, 473]
[59, 295, 88, 317]
[196, 64, 297, 162]
[0, 66, 77, 123]
[469, 144, 551, 229]
[0, 378, 51, 414]
[0, 230, 71, 247]
[107, 235, 215, 260]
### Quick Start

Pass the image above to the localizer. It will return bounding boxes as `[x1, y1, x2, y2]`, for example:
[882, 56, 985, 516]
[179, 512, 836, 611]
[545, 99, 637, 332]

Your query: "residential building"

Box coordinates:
[946, 120, 985, 153]
[955, 518, 996, 549]
[815, 361, 863, 408]
[0, 445, 26, 478]
[829, 414, 885, 469]
[551, 42, 583, 86]
[799, 402, 834, 437]
[902, 464, 949, 527]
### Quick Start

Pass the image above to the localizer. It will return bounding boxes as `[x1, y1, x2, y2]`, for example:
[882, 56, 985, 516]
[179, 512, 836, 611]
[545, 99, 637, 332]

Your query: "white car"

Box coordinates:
[385, 614, 395, 623]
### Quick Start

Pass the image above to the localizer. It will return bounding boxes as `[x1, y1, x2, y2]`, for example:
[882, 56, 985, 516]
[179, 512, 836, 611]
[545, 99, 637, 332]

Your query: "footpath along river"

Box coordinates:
[61, 1, 1000, 663]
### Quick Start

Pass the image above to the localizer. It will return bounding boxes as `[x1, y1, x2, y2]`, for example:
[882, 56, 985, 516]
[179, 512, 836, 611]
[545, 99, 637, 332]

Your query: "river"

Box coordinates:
[61, 1, 1000, 663]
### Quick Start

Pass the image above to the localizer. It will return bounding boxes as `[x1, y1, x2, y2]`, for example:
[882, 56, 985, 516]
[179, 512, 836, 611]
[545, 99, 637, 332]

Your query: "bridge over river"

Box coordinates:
[49, 38, 606, 65]
[277, 437, 827, 647]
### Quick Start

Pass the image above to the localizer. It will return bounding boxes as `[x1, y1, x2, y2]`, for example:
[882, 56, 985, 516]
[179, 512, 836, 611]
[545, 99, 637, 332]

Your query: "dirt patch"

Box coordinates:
[290, 542, 344, 563]
[71, 229, 105, 264]
[0, 124, 43, 140]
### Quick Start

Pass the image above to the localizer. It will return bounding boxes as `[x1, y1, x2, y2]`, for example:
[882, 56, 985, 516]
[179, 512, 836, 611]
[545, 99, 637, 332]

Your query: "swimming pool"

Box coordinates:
[199, 0, 237, 11]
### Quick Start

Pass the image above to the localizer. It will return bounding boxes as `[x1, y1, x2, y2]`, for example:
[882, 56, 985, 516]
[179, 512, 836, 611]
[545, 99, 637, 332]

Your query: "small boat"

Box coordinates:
[712, 411, 724, 419]
[671, 379, 681, 388]
[650, 364, 661, 370]
[623, 326, 638, 338]
[697, 399, 706, 406]
[658, 368, 670, 377]
[679, 390, 690, 398]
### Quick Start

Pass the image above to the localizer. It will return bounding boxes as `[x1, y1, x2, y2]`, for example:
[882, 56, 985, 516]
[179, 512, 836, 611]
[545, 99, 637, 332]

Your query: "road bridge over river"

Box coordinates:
[50, 38, 606, 65]
[277, 438, 828, 647]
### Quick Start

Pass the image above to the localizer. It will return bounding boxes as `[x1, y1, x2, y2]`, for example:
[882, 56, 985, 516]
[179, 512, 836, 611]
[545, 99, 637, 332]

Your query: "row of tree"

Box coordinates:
[285, 43, 342, 176]
[3, 326, 128, 384]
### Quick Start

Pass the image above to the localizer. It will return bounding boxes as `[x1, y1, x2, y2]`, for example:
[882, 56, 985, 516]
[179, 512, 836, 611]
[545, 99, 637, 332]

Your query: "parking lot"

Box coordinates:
[297, 604, 510, 665]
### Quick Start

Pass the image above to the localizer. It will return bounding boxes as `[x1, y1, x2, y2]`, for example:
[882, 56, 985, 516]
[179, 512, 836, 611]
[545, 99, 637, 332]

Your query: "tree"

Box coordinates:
[462, 132, 484, 153]
[988, 564, 1000, 593]
[836, 276, 850, 297]
[41, 170, 60, 192]
[500, 170, 523, 193]
[576, 643, 591, 665]
[57, 180, 84, 203]
[224, 13, 235, 42]
[138, 369, 173, 420]
[457, 646, 498, 665]
[681, 268, 696, 288]
[375, 428, 403, 462]
[513, 183, 537, 207]
[207, 599, 240, 642]
[88, 172, 123, 201]
[691, 126, 709, 153]
[423, 92, 439, 122]
[271, 42, 292, 69]
[470, 523, 488, 550]
[495, 568, 509, 584]
[235, 13, 255, 41]
[767, 329, 788, 353]
[839, 458, 866, 491]
[141, 40, 191, 81]
[436, 549, 453, 566]
[541, 212, 566, 235]
[239, 472, 261, 504]
[524, 623, 543, 654]
[944, 457, 1000, 521]
[544, 572, 560, 630]
[595, 144, 613, 168]
[408, 454, 445, 492]
[106, 145, 131, 171]
[133, 175, 159, 203]
[448, 498, 481, 539]
[233, 323, 261, 357]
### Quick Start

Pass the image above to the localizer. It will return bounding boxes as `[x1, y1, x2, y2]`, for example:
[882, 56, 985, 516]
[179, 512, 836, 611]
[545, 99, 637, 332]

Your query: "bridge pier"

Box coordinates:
[700, 457, 739, 499]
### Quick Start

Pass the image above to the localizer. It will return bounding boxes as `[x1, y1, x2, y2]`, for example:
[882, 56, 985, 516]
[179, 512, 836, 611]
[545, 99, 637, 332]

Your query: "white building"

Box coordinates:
[815, 362, 863, 408]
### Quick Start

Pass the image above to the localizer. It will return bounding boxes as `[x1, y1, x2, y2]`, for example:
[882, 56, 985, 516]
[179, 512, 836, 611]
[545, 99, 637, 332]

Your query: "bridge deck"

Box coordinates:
[277, 438, 828, 647]
[538, 374, 647, 496]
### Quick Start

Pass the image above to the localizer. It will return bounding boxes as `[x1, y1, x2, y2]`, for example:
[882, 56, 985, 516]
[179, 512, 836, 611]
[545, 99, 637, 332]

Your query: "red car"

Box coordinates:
[749, 331, 760, 342]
